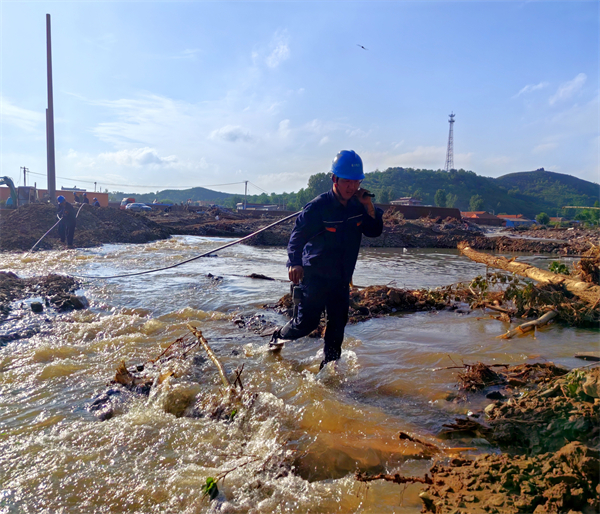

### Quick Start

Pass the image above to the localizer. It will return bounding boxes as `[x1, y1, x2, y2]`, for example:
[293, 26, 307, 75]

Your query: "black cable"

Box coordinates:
[73, 210, 301, 280]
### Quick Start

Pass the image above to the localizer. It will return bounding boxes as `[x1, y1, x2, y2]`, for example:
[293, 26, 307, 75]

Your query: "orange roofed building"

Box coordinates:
[460, 211, 505, 226]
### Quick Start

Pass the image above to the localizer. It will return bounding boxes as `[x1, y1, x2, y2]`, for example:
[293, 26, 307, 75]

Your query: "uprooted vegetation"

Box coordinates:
[267, 267, 598, 331]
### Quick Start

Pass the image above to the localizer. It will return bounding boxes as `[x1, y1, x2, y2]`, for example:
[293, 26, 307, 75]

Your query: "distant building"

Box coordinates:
[390, 197, 422, 206]
[460, 211, 505, 226]
[497, 214, 536, 227]
[0, 187, 109, 207]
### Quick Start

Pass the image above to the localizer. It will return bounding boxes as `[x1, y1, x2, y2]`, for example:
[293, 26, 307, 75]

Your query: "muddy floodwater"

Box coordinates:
[0, 237, 597, 513]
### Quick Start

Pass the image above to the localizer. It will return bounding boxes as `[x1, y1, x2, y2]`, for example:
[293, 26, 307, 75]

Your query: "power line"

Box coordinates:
[25, 170, 248, 190]
[248, 181, 271, 195]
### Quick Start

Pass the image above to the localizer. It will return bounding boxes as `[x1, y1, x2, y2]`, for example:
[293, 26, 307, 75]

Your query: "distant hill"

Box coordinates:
[361, 167, 599, 218]
[107, 168, 598, 218]
[109, 187, 232, 205]
[494, 170, 598, 213]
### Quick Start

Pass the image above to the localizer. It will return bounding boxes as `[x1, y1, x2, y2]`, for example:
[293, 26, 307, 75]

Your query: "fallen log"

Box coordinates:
[458, 242, 600, 306]
[499, 309, 558, 339]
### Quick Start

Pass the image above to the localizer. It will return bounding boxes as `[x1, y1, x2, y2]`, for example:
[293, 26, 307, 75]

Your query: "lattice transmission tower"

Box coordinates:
[444, 112, 455, 172]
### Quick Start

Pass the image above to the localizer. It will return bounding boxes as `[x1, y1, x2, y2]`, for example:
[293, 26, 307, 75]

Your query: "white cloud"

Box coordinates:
[513, 81, 549, 98]
[209, 125, 254, 143]
[318, 136, 329, 146]
[278, 119, 291, 138]
[0, 96, 44, 132]
[99, 147, 178, 167]
[549, 73, 586, 105]
[265, 30, 290, 68]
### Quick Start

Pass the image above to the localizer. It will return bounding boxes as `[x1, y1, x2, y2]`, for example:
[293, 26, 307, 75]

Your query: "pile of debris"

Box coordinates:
[572, 244, 600, 285]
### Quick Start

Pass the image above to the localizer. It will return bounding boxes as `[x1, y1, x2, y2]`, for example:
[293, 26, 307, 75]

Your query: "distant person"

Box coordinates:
[56, 195, 76, 248]
[73, 192, 81, 203]
[82, 193, 90, 204]
[92, 197, 100, 207]
[269, 150, 383, 369]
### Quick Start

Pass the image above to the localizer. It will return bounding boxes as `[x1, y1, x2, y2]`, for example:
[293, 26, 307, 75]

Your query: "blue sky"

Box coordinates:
[1, 1, 598, 196]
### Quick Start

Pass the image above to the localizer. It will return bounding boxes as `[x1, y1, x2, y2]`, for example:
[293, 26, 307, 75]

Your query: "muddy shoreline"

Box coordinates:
[1, 204, 597, 254]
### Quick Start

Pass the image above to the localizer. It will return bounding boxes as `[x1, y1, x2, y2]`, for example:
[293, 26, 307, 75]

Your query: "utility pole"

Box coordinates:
[444, 112, 455, 172]
[46, 14, 56, 201]
[20, 167, 29, 186]
[244, 181, 248, 210]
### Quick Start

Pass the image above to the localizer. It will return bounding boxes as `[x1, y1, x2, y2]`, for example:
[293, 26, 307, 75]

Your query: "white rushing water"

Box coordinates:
[0, 237, 596, 513]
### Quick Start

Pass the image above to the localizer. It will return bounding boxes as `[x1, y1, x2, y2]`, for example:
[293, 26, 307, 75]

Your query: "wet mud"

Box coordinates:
[4, 203, 595, 255]
[0, 271, 87, 345]
[421, 366, 600, 513]
[0, 203, 172, 252]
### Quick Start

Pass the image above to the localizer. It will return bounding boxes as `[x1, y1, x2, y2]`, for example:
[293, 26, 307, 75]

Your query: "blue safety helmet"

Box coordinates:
[330, 150, 364, 180]
[57, 195, 65, 203]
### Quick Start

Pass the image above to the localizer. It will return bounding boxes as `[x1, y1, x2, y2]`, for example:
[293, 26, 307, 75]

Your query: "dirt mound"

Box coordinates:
[466, 235, 593, 255]
[0, 203, 173, 252]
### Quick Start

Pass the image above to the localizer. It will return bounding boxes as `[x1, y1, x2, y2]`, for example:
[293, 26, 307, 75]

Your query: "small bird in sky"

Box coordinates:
[357, 44, 368, 50]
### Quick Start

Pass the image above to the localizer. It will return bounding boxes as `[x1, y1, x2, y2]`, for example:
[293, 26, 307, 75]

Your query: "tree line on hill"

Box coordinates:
[109, 167, 599, 222]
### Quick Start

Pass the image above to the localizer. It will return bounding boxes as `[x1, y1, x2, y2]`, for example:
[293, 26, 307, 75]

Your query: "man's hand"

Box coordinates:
[288, 265, 304, 285]
[356, 188, 376, 217]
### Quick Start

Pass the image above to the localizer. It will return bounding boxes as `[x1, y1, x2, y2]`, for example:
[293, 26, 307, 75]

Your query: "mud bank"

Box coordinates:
[0, 203, 172, 252]
[420, 366, 600, 513]
[3, 204, 596, 255]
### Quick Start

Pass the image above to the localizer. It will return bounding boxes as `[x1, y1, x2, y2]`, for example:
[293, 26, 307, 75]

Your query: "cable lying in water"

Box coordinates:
[73, 210, 301, 280]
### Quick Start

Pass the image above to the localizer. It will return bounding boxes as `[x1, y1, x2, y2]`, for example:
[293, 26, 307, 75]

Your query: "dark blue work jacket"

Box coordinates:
[57, 201, 76, 225]
[286, 189, 384, 284]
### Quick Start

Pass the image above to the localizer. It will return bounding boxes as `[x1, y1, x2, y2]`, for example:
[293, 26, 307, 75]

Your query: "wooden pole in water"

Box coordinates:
[46, 14, 56, 202]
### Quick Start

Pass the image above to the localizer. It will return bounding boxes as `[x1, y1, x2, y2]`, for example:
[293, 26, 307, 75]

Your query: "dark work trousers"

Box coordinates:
[58, 221, 76, 246]
[279, 274, 350, 364]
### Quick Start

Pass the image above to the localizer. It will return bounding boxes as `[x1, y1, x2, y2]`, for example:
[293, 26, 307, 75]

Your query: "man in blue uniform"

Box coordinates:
[56, 195, 76, 247]
[271, 150, 384, 369]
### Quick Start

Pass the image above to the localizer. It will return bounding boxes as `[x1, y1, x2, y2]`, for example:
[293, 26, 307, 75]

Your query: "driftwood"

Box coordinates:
[458, 242, 600, 306]
[498, 309, 558, 339]
[187, 323, 231, 387]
